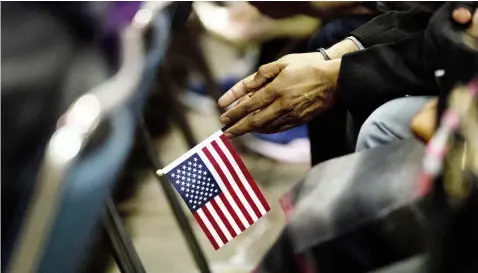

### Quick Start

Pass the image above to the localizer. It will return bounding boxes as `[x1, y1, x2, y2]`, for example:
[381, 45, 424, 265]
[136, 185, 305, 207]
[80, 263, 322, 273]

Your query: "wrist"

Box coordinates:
[325, 39, 361, 59]
[318, 58, 341, 92]
[328, 59, 342, 88]
[317, 48, 331, 60]
[308, 52, 327, 63]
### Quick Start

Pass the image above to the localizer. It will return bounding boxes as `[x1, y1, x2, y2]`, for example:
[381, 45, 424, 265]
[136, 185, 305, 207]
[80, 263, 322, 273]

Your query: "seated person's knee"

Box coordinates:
[356, 96, 435, 152]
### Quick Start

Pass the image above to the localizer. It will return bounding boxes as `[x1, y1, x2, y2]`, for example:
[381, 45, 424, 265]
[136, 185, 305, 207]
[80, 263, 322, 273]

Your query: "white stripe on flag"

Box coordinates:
[198, 151, 250, 229]
[197, 208, 224, 248]
[216, 138, 267, 215]
[205, 202, 233, 241]
[215, 196, 242, 235]
[206, 143, 259, 222]
[162, 130, 223, 173]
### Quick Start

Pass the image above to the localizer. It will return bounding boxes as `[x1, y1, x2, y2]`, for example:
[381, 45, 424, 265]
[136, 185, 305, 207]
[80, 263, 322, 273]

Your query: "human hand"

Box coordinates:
[453, 5, 474, 24]
[452, 2, 478, 38]
[411, 98, 438, 143]
[456, 5, 478, 49]
[425, 2, 478, 84]
[218, 53, 341, 138]
[418, 3, 478, 137]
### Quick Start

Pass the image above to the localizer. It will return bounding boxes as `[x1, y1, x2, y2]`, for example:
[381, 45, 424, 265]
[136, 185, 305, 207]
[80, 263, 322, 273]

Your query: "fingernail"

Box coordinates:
[224, 132, 234, 138]
[220, 116, 231, 124]
[218, 97, 226, 107]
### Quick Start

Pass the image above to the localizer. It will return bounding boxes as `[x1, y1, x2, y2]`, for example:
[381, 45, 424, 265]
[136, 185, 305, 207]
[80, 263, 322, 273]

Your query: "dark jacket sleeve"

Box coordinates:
[338, 1, 478, 121]
[338, 34, 437, 121]
[334, 2, 442, 120]
[351, 2, 442, 47]
[423, 1, 478, 86]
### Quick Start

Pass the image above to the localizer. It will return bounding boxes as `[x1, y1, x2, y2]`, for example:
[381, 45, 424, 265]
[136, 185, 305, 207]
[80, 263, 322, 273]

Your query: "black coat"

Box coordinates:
[339, 1, 478, 121]
[309, 2, 478, 165]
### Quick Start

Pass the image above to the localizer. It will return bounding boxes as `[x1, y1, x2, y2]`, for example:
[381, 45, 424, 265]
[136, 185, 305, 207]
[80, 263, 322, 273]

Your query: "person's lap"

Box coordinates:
[355, 96, 435, 152]
[309, 94, 435, 165]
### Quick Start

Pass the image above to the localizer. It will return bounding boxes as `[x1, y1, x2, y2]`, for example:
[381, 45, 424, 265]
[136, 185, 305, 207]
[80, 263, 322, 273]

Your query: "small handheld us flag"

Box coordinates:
[157, 130, 270, 250]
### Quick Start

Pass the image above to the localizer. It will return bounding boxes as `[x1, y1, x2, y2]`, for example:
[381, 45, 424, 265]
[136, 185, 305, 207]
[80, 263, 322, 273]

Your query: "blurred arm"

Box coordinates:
[249, 1, 373, 20]
[308, 1, 374, 19]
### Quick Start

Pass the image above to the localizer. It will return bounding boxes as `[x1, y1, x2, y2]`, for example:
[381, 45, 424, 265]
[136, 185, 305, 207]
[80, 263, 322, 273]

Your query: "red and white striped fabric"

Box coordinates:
[416, 79, 478, 196]
[162, 130, 270, 249]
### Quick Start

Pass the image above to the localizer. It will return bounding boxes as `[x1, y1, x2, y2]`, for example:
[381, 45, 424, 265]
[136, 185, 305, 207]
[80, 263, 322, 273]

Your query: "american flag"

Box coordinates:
[162, 130, 270, 250]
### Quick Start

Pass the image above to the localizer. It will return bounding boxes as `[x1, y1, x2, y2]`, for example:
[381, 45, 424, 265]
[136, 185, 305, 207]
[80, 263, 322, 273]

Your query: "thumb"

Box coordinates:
[453, 7, 473, 24]
[218, 61, 286, 108]
[452, 2, 478, 25]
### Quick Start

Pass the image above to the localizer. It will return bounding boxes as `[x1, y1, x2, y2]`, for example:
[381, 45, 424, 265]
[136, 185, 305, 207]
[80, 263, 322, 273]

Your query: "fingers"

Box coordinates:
[255, 115, 298, 134]
[452, 2, 478, 25]
[220, 82, 277, 124]
[224, 100, 285, 137]
[453, 7, 473, 24]
[411, 110, 437, 143]
[423, 98, 439, 110]
[217, 61, 285, 108]
[218, 73, 255, 108]
[466, 10, 478, 38]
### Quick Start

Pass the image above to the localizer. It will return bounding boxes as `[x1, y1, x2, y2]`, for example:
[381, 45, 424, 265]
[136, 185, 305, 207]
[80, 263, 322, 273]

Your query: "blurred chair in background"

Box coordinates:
[2, 2, 144, 272]
[2, 2, 211, 273]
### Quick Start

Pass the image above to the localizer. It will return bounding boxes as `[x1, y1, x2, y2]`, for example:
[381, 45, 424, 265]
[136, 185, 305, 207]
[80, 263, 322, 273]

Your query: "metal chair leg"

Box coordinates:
[140, 121, 212, 273]
[104, 198, 146, 273]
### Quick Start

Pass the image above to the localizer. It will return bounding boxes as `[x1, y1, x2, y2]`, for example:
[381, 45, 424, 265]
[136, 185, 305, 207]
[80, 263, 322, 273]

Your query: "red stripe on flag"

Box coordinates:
[193, 212, 219, 250]
[211, 198, 237, 237]
[220, 134, 271, 212]
[202, 206, 227, 245]
[219, 194, 245, 231]
[203, 147, 254, 225]
[212, 140, 262, 219]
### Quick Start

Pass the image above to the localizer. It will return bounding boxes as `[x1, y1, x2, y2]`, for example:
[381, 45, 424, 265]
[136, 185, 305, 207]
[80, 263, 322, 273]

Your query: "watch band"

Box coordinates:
[317, 48, 331, 60]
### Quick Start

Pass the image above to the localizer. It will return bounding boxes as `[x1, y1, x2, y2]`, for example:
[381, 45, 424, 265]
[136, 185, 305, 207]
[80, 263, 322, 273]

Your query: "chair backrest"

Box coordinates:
[1, 2, 114, 269]
[3, 3, 176, 272]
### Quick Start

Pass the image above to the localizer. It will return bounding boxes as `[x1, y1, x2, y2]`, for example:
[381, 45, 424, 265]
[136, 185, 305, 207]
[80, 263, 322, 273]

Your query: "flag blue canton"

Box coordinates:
[166, 154, 222, 212]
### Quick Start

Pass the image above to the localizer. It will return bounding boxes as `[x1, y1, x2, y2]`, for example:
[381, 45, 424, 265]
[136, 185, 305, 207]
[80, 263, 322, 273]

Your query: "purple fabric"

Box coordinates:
[106, 1, 142, 34]
[101, 2, 142, 69]
[252, 125, 308, 144]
